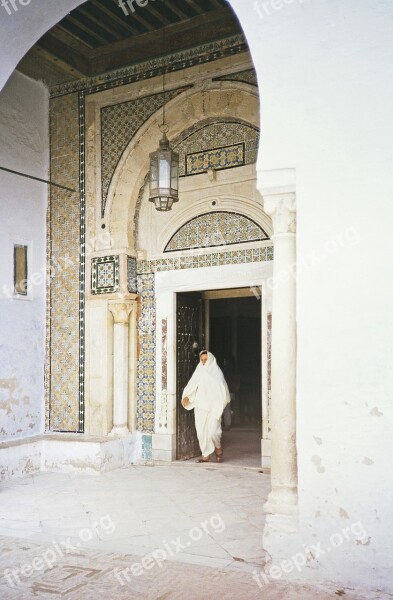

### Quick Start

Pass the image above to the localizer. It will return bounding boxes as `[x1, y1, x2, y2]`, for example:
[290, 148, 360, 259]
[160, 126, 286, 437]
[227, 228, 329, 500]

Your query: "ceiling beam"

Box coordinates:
[65, 15, 113, 46]
[36, 33, 92, 75]
[77, 7, 125, 41]
[88, 7, 241, 75]
[89, 0, 141, 36]
[163, 1, 190, 20]
[183, 0, 204, 15]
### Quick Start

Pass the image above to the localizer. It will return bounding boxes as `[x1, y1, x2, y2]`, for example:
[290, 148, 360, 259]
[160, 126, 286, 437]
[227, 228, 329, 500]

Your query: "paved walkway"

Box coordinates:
[0, 464, 388, 599]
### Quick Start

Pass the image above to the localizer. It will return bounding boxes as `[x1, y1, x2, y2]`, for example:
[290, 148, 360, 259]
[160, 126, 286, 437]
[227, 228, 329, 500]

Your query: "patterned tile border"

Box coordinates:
[136, 273, 156, 433]
[127, 256, 137, 294]
[137, 246, 274, 275]
[50, 35, 247, 98]
[186, 142, 245, 175]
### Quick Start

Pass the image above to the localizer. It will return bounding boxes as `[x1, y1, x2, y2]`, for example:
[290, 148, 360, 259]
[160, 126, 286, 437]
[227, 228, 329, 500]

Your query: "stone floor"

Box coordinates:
[184, 427, 263, 469]
[0, 464, 389, 599]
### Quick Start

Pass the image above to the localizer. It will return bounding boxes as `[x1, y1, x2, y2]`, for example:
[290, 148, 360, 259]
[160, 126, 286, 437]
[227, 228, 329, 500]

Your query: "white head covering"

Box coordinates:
[182, 351, 230, 419]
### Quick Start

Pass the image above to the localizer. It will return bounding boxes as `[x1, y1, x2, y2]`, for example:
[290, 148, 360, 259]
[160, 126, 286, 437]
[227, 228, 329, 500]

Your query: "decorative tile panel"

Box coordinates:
[176, 120, 259, 177]
[136, 274, 156, 433]
[101, 89, 181, 216]
[48, 93, 81, 432]
[136, 245, 273, 275]
[213, 68, 258, 87]
[186, 143, 244, 175]
[127, 256, 137, 294]
[165, 212, 269, 252]
[91, 255, 120, 295]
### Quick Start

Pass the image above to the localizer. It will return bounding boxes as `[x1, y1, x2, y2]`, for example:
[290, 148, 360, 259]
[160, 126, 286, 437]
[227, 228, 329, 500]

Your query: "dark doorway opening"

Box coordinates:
[209, 295, 262, 428]
[177, 288, 262, 467]
[208, 293, 262, 467]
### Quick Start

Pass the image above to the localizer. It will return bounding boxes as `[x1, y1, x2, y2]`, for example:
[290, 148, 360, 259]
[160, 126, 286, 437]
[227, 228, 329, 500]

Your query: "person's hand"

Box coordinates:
[181, 396, 190, 407]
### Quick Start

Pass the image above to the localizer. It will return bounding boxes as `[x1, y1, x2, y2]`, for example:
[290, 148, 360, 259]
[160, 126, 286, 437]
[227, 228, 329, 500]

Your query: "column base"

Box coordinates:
[109, 425, 129, 437]
[264, 485, 298, 517]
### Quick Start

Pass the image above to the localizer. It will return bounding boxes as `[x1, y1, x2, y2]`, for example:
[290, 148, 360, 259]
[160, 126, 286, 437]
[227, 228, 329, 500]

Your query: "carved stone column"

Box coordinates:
[259, 170, 297, 523]
[108, 302, 133, 436]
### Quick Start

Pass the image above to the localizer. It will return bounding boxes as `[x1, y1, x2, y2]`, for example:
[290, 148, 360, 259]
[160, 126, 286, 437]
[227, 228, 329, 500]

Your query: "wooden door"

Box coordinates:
[176, 292, 204, 460]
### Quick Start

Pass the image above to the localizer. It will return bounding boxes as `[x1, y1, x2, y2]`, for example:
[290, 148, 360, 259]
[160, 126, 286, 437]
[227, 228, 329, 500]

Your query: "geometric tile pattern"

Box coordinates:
[100, 89, 181, 216]
[137, 246, 274, 274]
[127, 256, 137, 294]
[91, 255, 120, 295]
[213, 68, 258, 87]
[164, 212, 269, 252]
[136, 274, 156, 433]
[186, 143, 245, 175]
[48, 92, 81, 432]
[175, 120, 259, 177]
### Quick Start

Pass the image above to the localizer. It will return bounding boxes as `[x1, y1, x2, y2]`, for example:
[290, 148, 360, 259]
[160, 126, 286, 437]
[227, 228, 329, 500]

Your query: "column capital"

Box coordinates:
[263, 193, 296, 236]
[257, 168, 296, 236]
[108, 302, 133, 324]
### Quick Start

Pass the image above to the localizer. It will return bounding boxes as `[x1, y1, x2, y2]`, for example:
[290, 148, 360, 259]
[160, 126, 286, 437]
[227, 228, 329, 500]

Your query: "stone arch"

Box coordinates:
[107, 83, 260, 250]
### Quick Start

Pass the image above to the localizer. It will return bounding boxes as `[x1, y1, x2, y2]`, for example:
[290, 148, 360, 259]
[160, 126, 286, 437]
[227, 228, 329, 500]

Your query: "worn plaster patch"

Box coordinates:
[313, 436, 323, 445]
[339, 507, 349, 519]
[370, 407, 383, 417]
[311, 455, 325, 473]
[362, 456, 374, 466]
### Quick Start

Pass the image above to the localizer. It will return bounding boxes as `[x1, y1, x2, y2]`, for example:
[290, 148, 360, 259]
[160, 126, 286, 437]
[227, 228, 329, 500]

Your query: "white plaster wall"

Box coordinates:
[0, 71, 49, 440]
[0, 0, 86, 91]
[230, 0, 393, 590]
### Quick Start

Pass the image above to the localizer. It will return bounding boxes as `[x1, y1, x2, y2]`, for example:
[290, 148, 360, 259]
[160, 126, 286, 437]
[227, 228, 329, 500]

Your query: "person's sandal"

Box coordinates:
[196, 457, 210, 463]
[215, 449, 223, 463]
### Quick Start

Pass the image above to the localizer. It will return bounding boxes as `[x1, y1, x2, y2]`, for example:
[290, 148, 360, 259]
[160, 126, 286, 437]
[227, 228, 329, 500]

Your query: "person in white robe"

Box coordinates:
[181, 350, 230, 463]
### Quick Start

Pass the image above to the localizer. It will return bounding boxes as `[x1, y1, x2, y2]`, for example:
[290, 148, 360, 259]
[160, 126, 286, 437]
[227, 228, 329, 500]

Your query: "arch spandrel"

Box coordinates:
[106, 85, 260, 252]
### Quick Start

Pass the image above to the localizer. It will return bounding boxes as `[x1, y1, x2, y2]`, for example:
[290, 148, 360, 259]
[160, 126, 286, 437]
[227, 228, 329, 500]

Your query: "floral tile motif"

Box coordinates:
[186, 143, 244, 175]
[91, 255, 120, 295]
[165, 212, 269, 252]
[136, 274, 156, 433]
[136, 245, 273, 275]
[175, 120, 259, 177]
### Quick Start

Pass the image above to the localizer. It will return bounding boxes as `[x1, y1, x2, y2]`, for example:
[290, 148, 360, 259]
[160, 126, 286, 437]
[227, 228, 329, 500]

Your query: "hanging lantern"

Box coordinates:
[149, 130, 179, 211]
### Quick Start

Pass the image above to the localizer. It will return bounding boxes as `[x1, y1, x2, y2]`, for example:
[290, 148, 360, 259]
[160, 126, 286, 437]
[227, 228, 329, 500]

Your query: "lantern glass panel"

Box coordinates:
[159, 155, 171, 189]
[150, 155, 159, 193]
[171, 159, 179, 192]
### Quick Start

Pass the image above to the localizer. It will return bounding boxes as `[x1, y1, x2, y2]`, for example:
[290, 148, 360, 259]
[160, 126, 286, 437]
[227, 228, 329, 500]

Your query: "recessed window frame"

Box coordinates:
[9, 237, 33, 301]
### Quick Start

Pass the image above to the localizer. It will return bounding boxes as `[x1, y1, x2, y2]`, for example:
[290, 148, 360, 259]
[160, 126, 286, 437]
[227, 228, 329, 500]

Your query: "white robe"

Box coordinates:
[182, 352, 230, 457]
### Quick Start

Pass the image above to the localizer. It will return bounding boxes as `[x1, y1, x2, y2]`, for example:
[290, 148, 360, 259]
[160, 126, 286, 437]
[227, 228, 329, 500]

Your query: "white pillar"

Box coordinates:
[108, 302, 132, 436]
[259, 169, 297, 523]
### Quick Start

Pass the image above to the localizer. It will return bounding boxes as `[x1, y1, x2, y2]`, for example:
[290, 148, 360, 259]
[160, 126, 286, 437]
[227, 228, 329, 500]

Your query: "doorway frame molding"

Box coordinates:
[152, 260, 273, 464]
